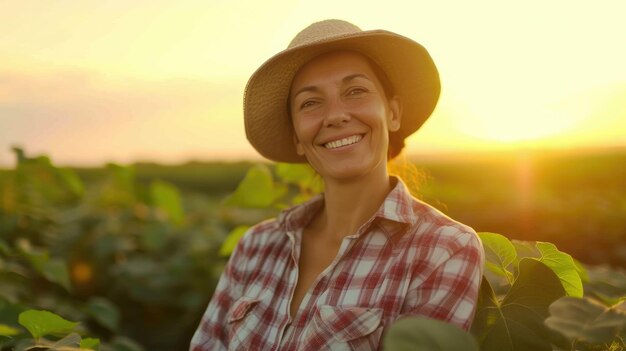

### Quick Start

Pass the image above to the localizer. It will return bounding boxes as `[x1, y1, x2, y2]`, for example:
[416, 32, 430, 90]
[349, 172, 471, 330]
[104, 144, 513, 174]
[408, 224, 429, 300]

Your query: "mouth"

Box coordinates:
[322, 134, 364, 149]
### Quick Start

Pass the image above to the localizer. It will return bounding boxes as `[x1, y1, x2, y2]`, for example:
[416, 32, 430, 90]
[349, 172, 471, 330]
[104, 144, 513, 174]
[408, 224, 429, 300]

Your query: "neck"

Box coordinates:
[316, 167, 394, 242]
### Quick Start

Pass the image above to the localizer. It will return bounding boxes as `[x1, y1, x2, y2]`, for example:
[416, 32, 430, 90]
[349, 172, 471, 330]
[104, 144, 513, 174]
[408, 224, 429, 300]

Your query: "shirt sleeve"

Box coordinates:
[189, 231, 250, 351]
[401, 232, 484, 331]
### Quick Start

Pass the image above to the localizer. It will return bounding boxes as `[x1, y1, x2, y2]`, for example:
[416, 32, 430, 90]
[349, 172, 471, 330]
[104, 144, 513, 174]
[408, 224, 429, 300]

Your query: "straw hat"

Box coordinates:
[244, 19, 440, 163]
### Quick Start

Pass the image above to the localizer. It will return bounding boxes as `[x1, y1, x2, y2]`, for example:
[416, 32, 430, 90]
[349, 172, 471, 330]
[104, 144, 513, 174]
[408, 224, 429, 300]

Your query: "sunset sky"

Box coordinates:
[1, 0, 625, 166]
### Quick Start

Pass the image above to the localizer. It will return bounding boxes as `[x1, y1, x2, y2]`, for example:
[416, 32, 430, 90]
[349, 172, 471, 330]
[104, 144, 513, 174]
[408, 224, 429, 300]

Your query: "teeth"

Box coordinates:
[324, 135, 362, 149]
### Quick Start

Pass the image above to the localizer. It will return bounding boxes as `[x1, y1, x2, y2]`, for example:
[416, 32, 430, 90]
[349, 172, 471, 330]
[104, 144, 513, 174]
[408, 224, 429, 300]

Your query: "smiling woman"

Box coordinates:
[190, 19, 484, 351]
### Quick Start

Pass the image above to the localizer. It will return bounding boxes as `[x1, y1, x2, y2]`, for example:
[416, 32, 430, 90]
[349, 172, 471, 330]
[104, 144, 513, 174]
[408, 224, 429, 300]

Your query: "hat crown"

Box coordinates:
[288, 19, 362, 49]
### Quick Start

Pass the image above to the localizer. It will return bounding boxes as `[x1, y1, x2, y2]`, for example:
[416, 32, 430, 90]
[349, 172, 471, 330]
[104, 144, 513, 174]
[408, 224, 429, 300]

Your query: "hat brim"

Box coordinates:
[244, 29, 441, 163]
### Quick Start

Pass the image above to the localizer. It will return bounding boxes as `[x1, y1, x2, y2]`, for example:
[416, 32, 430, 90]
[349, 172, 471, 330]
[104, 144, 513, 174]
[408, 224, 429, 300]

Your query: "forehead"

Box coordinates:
[290, 51, 379, 90]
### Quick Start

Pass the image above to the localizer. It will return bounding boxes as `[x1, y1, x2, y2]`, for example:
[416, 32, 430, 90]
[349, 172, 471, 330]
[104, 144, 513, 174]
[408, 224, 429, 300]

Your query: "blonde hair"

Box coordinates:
[387, 152, 427, 197]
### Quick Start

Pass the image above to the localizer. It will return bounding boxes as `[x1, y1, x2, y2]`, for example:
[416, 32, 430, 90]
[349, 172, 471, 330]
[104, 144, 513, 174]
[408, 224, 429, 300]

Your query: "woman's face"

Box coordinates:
[289, 51, 401, 181]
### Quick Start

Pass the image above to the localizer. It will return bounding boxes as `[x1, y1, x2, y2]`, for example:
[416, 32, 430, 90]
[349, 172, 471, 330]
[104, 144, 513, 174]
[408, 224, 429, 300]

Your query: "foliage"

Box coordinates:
[472, 259, 566, 351]
[2, 148, 626, 350]
[383, 316, 479, 351]
[219, 163, 322, 256]
[18, 310, 79, 340]
[545, 297, 626, 348]
[0, 148, 224, 350]
[386, 232, 626, 351]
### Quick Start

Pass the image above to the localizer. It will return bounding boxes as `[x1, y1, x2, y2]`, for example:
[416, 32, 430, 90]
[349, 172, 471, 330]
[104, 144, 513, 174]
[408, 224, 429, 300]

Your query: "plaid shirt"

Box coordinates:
[190, 177, 484, 351]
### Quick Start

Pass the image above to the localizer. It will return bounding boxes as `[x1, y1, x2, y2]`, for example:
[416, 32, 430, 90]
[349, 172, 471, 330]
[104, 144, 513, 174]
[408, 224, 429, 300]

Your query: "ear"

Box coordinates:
[293, 132, 305, 156]
[387, 95, 402, 132]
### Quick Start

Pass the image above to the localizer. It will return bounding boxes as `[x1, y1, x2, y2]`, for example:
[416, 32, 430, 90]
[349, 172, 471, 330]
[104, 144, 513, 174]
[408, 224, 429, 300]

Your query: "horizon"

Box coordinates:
[3, 144, 625, 169]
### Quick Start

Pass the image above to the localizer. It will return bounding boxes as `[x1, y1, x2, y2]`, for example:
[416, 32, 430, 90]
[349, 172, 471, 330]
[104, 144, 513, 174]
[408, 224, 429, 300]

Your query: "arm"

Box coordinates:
[402, 233, 484, 331]
[189, 233, 249, 351]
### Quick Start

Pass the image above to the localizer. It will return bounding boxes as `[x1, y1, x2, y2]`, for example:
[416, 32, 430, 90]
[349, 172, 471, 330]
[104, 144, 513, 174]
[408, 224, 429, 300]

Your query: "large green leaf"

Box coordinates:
[478, 232, 516, 283]
[384, 316, 478, 351]
[536, 242, 583, 298]
[150, 180, 184, 225]
[545, 296, 626, 344]
[18, 310, 78, 340]
[471, 258, 566, 351]
[224, 164, 287, 208]
[511, 240, 541, 264]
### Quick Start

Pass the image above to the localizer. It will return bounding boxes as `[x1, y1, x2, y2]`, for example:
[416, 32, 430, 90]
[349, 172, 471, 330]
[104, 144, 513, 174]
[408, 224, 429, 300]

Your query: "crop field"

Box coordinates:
[1, 147, 625, 350]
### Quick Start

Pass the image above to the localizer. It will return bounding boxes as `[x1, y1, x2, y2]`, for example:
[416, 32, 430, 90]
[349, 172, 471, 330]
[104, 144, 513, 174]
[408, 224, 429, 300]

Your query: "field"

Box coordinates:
[1, 147, 625, 350]
[93, 148, 626, 266]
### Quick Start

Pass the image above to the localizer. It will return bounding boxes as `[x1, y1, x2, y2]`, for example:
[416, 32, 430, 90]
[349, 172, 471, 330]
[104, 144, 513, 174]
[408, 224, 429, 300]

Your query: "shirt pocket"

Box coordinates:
[228, 296, 260, 323]
[226, 296, 262, 348]
[304, 305, 385, 351]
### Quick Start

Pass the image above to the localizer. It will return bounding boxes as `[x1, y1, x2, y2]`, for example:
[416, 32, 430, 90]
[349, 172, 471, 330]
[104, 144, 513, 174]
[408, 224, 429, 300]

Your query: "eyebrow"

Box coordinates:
[292, 73, 372, 99]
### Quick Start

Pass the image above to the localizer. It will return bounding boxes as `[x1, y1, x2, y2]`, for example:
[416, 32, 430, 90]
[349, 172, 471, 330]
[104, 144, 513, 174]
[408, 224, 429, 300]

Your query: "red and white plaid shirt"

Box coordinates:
[190, 177, 484, 351]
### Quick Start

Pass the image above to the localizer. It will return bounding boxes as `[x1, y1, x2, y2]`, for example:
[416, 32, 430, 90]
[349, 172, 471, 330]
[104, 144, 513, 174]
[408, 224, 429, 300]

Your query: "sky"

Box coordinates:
[1, 0, 625, 166]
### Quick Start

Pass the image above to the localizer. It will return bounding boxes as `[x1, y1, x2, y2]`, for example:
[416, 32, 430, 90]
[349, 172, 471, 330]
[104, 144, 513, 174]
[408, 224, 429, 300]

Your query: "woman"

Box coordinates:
[191, 19, 484, 351]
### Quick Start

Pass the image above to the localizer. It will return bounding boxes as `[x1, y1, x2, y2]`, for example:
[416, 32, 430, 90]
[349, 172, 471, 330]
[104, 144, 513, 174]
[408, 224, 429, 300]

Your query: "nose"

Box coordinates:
[323, 100, 350, 127]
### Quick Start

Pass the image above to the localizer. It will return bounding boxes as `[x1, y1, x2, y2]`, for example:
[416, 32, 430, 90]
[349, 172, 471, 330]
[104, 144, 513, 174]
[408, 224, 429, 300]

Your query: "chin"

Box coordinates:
[318, 158, 385, 182]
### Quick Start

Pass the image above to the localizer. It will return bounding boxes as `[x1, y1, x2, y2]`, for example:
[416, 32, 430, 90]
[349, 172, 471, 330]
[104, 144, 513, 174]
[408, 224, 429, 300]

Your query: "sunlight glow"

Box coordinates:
[1, 0, 625, 165]
[465, 105, 587, 143]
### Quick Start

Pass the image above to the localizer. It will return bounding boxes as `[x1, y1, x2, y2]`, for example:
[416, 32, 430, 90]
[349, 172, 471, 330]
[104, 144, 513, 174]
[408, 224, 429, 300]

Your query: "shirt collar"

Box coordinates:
[277, 176, 417, 237]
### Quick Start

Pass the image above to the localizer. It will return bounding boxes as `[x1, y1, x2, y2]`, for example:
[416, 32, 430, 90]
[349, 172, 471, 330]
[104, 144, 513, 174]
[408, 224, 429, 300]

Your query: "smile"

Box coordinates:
[323, 134, 363, 149]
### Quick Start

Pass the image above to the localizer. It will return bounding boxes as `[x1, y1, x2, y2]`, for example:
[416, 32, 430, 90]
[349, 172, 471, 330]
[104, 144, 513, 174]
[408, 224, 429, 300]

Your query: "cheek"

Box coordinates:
[292, 114, 321, 139]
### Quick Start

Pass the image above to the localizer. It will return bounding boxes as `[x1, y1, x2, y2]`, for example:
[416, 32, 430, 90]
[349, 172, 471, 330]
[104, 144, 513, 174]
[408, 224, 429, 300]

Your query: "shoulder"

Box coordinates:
[404, 197, 483, 257]
[236, 217, 286, 253]
[238, 193, 323, 249]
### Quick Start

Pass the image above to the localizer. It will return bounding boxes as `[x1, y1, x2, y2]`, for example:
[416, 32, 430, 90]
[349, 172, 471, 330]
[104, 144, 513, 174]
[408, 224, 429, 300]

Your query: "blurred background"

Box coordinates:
[1, 0, 625, 350]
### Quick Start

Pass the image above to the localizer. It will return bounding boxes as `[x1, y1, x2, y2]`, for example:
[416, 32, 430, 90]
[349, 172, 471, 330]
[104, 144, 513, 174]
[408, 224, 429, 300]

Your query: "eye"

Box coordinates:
[347, 87, 367, 96]
[300, 100, 318, 110]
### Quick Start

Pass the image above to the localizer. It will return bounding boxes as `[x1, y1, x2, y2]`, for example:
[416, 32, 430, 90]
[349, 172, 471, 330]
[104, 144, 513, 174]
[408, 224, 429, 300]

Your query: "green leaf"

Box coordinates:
[478, 232, 516, 283]
[81, 337, 100, 350]
[150, 180, 184, 225]
[224, 165, 287, 208]
[275, 163, 323, 192]
[545, 296, 626, 344]
[219, 226, 249, 257]
[511, 240, 541, 264]
[56, 167, 84, 197]
[17, 240, 71, 291]
[384, 316, 479, 351]
[275, 163, 316, 185]
[0, 324, 21, 336]
[41, 258, 72, 291]
[86, 297, 120, 332]
[572, 258, 590, 283]
[18, 310, 78, 340]
[471, 258, 566, 351]
[536, 242, 583, 298]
